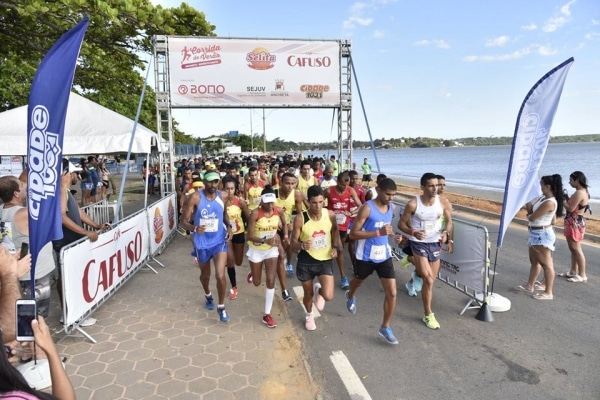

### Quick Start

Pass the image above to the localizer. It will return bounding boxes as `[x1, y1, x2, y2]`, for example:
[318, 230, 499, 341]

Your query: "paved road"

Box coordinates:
[285, 205, 600, 400]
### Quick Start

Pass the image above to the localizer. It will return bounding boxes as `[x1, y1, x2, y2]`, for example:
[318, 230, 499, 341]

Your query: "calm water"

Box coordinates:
[346, 142, 600, 202]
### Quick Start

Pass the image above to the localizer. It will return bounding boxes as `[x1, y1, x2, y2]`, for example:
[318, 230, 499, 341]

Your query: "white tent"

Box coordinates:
[0, 92, 156, 155]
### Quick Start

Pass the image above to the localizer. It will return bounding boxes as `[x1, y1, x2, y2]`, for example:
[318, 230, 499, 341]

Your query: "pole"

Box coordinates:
[262, 108, 266, 154]
[250, 110, 254, 152]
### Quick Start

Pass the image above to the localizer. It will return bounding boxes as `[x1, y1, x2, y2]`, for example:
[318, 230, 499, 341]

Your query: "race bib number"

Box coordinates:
[335, 213, 347, 225]
[230, 220, 239, 232]
[200, 218, 218, 232]
[253, 197, 261, 205]
[369, 244, 386, 261]
[312, 233, 327, 250]
[422, 220, 441, 236]
[263, 231, 276, 240]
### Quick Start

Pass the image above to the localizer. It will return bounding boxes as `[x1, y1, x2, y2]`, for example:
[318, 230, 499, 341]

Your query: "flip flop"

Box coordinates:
[533, 293, 553, 300]
[567, 275, 588, 283]
[514, 285, 534, 292]
[558, 272, 577, 278]
[534, 282, 546, 291]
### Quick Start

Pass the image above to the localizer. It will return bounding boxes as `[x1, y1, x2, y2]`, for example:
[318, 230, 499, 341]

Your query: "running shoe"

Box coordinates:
[345, 290, 356, 315]
[262, 314, 277, 328]
[282, 289, 293, 302]
[378, 326, 399, 345]
[305, 313, 316, 331]
[205, 294, 215, 310]
[228, 287, 238, 300]
[340, 276, 350, 290]
[406, 281, 417, 297]
[412, 271, 423, 292]
[423, 313, 440, 330]
[401, 255, 410, 268]
[246, 271, 253, 284]
[285, 263, 295, 276]
[217, 307, 230, 323]
[314, 281, 325, 311]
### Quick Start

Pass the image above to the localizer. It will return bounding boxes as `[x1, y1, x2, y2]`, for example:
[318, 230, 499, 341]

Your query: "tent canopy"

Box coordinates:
[0, 92, 156, 155]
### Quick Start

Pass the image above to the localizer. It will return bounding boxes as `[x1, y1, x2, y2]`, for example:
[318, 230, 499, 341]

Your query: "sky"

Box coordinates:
[149, 0, 600, 143]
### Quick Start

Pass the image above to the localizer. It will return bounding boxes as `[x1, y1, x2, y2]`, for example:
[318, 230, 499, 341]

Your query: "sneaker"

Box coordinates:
[305, 313, 316, 331]
[406, 281, 417, 297]
[205, 294, 215, 310]
[246, 271, 253, 284]
[340, 276, 350, 290]
[423, 313, 440, 330]
[217, 307, 230, 323]
[262, 314, 277, 328]
[412, 271, 423, 292]
[314, 282, 325, 311]
[401, 255, 411, 268]
[79, 317, 97, 327]
[345, 290, 356, 315]
[285, 263, 295, 276]
[228, 287, 238, 300]
[378, 326, 399, 345]
[282, 289, 293, 302]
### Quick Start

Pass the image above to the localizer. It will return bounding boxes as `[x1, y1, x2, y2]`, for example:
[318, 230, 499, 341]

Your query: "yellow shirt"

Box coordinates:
[249, 207, 280, 250]
[276, 189, 296, 225]
[227, 197, 244, 235]
[299, 210, 333, 261]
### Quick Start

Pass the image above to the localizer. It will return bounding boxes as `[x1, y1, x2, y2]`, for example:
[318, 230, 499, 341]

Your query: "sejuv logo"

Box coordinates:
[27, 105, 61, 219]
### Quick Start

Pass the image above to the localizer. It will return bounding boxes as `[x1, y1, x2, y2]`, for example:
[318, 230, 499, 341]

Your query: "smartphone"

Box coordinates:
[20, 242, 29, 259]
[15, 299, 37, 342]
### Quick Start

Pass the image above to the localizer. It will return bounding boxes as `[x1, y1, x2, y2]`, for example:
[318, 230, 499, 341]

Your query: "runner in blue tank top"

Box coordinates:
[347, 178, 403, 345]
[180, 171, 233, 323]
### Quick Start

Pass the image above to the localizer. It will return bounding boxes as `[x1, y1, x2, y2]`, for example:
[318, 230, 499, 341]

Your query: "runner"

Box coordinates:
[291, 185, 342, 330]
[361, 158, 372, 186]
[244, 166, 267, 212]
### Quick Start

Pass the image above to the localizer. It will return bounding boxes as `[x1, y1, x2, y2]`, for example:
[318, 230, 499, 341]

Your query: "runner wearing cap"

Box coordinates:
[180, 170, 233, 323]
[245, 186, 288, 328]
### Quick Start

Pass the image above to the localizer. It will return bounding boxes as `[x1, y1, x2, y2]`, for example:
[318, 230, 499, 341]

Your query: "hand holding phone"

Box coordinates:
[20, 242, 28, 259]
[15, 299, 37, 342]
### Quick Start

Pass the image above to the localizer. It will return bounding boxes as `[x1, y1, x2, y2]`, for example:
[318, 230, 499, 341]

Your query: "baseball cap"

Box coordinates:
[203, 171, 220, 181]
[261, 193, 276, 203]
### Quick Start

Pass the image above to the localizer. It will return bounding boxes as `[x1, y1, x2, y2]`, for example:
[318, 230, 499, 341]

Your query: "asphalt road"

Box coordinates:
[285, 203, 600, 400]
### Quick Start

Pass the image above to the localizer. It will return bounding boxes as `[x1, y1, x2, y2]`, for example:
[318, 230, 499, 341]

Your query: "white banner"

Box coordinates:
[167, 37, 341, 108]
[148, 194, 177, 254]
[62, 212, 149, 325]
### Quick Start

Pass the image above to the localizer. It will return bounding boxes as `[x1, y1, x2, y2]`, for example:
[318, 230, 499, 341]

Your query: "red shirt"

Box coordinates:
[327, 186, 352, 231]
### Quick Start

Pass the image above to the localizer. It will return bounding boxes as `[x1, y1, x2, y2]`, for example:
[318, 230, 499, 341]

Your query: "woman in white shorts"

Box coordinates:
[246, 186, 288, 328]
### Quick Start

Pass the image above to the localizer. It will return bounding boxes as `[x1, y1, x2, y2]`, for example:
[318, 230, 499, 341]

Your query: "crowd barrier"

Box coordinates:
[390, 200, 491, 315]
[58, 194, 178, 342]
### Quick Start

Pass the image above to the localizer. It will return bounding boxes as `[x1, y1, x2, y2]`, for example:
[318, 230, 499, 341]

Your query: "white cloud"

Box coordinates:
[438, 87, 452, 98]
[372, 29, 385, 38]
[538, 45, 558, 55]
[413, 39, 450, 49]
[585, 32, 600, 40]
[462, 47, 533, 62]
[592, 19, 599, 25]
[343, 0, 396, 30]
[485, 36, 510, 47]
[521, 23, 538, 30]
[343, 16, 374, 29]
[542, 0, 576, 32]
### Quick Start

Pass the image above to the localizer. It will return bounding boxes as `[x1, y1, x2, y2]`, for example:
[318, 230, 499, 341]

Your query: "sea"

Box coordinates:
[333, 142, 599, 203]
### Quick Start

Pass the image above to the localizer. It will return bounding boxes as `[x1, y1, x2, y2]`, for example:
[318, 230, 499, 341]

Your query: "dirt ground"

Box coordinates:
[395, 184, 600, 235]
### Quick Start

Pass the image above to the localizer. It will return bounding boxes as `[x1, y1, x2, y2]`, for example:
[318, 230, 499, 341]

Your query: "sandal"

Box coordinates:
[533, 293, 553, 300]
[534, 281, 546, 291]
[514, 285, 534, 292]
[567, 275, 588, 283]
[558, 272, 577, 278]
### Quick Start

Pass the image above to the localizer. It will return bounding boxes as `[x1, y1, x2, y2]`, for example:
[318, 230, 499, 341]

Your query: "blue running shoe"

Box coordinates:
[217, 307, 230, 323]
[406, 281, 417, 297]
[285, 263, 295, 276]
[378, 326, 399, 345]
[345, 290, 356, 314]
[412, 272, 423, 292]
[340, 276, 350, 290]
[205, 294, 215, 310]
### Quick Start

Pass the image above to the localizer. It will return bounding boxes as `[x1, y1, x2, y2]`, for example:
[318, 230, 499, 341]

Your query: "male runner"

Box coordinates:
[244, 166, 267, 212]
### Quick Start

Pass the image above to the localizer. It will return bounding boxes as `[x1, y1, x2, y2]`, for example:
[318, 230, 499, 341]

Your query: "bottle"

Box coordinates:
[0, 221, 17, 255]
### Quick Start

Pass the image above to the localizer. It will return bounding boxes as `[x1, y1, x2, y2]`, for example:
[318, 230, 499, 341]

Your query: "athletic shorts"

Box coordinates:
[353, 258, 395, 280]
[296, 259, 334, 282]
[363, 174, 372, 182]
[402, 244, 413, 257]
[528, 227, 556, 251]
[339, 230, 348, 240]
[231, 232, 245, 245]
[410, 241, 441, 262]
[246, 246, 279, 263]
[192, 242, 228, 264]
[19, 272, 53, 318]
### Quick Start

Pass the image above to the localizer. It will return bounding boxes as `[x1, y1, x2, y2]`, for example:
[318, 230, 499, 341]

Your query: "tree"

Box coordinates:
[0, 0, 215, 141]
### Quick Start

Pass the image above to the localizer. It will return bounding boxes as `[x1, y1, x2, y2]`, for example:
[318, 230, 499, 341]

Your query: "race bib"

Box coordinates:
[335, 213, 347, 225]
[200, 218, 218, 232]
[253, 197, 261, 205]
[263, 231, 276, 239]
[230, 220, 239, 232]
[369, 244, 386, 261]
[312, 232, 327, 249]
[422, 220, 441, 236]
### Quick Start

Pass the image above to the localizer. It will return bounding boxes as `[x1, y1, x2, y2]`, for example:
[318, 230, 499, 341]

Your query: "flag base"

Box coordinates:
[475, 301, 494, 322]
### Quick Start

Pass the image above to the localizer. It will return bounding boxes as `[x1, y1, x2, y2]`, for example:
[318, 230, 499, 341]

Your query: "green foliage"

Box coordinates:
[0, 0, 215, 141]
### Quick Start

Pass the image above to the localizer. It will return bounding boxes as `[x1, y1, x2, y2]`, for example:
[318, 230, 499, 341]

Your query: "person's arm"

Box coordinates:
[222, 200, 233, 241]
[78, 210, 110, 231]
[365, 188, 373, 201]
[398, 199, 419, 237]
[527, 199, 556, 222]
[294, 190, 304, 215]
[563, 191, 585, 213]
[290, 210, 304, 251]
[349, 187, 362, 208]
[442, 198, 454, 253]
[179, 191, 200, 232]
[31, 316, 76, 400]
[246, 210, 261, 244]
[239, 195, 251, 221]
[0, 246, 20, 341]
[329, 210, 342, 257]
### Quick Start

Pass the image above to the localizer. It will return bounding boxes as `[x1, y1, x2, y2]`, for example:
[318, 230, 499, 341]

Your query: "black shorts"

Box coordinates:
[402, 244, 413, 256]
[339, 230, 348, 240]
[231, 232, 245, 245]
[410, 241, 441, 262]
[296, 259, 334, 282]
[363, 174, 372, 182]
[353, 258, 395, 280]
